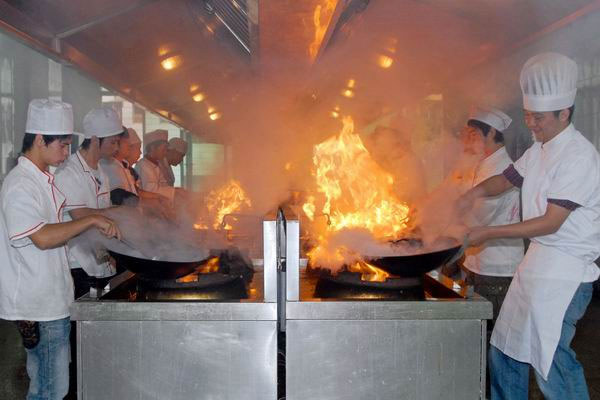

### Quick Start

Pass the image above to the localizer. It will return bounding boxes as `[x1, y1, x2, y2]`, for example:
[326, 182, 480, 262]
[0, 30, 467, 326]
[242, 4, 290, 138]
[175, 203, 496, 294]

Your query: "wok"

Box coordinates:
[109, 250, 209, 280]
[365, 239, 465, 278]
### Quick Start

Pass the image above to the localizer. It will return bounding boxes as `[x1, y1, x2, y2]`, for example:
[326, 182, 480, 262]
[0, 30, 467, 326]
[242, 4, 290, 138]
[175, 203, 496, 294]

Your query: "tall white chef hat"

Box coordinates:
[83, 107, 124, 138]
[25, 99, 74, 135]
[520, 52, 578, 112]
[168, 137, 188, 155]
[468, 106, 512, 132]
[144, 129, 168, 146]
[126, 127, 141, 145]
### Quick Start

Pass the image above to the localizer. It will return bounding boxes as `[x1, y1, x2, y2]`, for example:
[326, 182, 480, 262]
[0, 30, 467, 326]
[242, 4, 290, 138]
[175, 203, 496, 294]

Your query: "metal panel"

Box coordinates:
[263, 219, 278, 303]
[287, 299, 492, 321]
[286, 219, 300, 301]
[286, 319, 484, 400]
[78, 320, 277, 400]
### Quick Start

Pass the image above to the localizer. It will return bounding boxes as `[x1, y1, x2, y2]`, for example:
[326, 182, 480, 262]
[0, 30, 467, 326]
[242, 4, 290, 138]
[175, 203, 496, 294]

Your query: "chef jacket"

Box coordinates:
[464, 147, 524, 276]
[159, 158, 175, 187]
[135, 157, 175, 200]
[100, 157, 138, 194]
[0, 157, 74, 320]
[54, 151, 114, 278]
[491, 124, 600, 378]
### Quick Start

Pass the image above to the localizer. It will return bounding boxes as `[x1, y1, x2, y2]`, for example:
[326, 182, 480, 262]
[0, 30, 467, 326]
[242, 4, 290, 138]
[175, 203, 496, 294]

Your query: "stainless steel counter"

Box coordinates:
[71, 271, 278, 400]
[285, 270, 493, 400]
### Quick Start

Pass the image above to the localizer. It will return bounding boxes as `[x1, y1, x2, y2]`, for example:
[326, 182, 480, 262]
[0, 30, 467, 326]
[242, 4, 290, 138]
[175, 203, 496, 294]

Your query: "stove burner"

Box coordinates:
[314, 278, 425, 300]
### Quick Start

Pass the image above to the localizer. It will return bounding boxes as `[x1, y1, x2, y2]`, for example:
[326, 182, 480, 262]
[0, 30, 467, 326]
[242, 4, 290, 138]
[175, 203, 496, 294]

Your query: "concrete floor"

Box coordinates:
[1, 296, 599, 399]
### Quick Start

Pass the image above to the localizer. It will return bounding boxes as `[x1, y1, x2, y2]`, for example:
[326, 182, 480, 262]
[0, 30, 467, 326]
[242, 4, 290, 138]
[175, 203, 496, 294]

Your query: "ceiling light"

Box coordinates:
[193, 93, 205, 102]
[161, 55, 182, 70]
[377, 55, 393, 69]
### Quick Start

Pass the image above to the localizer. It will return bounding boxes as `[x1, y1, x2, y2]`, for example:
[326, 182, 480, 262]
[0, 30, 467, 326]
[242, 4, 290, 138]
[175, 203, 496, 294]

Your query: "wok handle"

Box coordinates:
[445, 236, 469, 266]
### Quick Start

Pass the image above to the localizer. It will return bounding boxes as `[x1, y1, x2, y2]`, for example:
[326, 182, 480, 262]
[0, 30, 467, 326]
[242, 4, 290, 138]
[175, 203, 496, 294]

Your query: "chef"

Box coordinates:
[462, 106, 524, 325]
[101, 127, 139, 200]
[460, 53, 600, 399]
[54, 106, 124, 298]
[0, 99, 120, 399]
[159, 137, 188, 187]
[135, 129, 175, 201]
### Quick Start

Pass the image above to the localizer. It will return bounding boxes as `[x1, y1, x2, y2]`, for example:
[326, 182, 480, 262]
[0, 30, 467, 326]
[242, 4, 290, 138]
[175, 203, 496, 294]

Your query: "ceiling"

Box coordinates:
[1, 0, 599, 139]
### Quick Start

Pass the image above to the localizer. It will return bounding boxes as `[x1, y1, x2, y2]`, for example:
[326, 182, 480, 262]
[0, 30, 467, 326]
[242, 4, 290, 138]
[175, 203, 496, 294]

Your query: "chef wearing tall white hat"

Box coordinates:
[461, 106, 524, 325]
[0, 99, 120, 399]
[135, 129, 175, 201]
[159, 137, 188, 187]
[459, 53, 600, 399]
[54, 106, 125, 297]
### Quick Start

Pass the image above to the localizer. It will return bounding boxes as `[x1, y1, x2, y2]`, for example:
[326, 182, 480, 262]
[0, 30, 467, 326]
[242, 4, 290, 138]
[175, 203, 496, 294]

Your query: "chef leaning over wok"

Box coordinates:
[458, 53, 600, 400]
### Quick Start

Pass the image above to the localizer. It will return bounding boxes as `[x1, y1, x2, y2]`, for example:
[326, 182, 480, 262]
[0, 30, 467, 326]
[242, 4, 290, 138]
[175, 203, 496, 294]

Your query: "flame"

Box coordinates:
[303, 116, 411, 268]
[198, 257, 220, 274]
[308, 0, 337, 60]
[348, 261, 390, 282]
[205, 179, 252, 229]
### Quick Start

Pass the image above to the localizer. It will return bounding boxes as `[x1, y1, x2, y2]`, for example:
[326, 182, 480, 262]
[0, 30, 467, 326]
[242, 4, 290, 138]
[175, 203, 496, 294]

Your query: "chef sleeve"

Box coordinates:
[547, 155, 598, 209]
[2, 183, 48, 248]
[54, 168, 89, 211]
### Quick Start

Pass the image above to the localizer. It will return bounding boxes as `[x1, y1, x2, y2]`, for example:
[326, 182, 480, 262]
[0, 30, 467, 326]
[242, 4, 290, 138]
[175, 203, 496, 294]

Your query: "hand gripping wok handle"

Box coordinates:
[446, 236, 469, 266]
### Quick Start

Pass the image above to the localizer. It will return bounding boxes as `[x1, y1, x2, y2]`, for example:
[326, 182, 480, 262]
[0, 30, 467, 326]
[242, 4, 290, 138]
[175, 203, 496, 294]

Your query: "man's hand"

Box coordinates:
[467, 226, 493, 247]
[89, 215, 122, 240]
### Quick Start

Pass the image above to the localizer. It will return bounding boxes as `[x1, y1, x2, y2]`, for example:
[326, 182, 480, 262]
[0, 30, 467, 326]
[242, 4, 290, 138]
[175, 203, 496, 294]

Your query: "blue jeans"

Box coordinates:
[25, 317, 71, 400]
[489, 282, 593, 400]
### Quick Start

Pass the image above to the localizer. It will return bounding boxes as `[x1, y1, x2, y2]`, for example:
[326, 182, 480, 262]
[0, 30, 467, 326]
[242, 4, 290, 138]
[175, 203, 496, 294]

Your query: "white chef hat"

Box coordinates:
[144, 129, 168, 146]
[468, 106, 512, 132]
[520, 52, 578, 112]
[25, 99, 74, 135]
[83, 107, 124, 138]
[126, 127, 141, 145]
[168, 137, 188, 155]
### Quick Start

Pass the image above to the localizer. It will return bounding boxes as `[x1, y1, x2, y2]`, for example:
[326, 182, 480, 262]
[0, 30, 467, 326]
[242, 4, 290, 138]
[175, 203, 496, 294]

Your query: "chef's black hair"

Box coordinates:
[553, 105, 575, 123]
[467, 119, 504, 144]
[21, 133, 71, 153]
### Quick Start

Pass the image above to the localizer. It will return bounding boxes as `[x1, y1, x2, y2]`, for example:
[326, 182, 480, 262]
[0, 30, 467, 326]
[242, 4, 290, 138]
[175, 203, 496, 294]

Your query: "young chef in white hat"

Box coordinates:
[0, 99, 120, 399]
[461, 106, 524, 325]
[135, 129, 176, 200]
[159, 137, 188, 187]
[459, 53, 600, 399]
[54, 106, 125, 297]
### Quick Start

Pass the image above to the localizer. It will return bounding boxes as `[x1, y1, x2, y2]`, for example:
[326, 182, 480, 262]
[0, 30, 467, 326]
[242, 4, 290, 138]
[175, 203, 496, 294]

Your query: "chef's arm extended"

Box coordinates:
[459, 174, 514, 209]
[29, 214, 121, 250]
[468, 204, 571, 246]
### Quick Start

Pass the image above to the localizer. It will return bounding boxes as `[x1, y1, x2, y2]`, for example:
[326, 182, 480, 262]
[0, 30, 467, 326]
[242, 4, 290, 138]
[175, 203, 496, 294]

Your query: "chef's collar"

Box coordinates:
[75, 150, 98, 174]
[541, 123, 575, 152]
[17, 156, 56, 186]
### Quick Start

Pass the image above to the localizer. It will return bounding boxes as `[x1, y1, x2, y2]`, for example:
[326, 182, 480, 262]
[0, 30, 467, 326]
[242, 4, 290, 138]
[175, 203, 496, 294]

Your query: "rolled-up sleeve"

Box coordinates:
[503, 164, 524, 188]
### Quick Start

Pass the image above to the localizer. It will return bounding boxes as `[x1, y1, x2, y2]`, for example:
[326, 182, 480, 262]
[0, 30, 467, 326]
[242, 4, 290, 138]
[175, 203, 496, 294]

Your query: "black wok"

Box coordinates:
[366, 242, 464, 278]
[109, 251, 209, 280]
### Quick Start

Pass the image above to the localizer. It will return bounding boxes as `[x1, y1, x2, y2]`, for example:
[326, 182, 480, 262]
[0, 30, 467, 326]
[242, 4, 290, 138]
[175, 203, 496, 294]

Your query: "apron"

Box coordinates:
[490, 242, 586, 379]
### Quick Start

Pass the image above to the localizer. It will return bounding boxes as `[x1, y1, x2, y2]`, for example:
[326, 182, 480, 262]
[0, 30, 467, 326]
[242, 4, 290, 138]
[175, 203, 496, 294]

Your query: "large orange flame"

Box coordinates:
[304, 116, 411, 271]
[308, 0, 337, 60]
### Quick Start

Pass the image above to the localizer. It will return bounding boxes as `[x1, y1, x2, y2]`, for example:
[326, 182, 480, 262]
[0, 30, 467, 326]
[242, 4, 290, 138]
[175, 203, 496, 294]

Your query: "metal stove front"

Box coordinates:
[277, 210, 493, 400]
[70, 227, 279, 400]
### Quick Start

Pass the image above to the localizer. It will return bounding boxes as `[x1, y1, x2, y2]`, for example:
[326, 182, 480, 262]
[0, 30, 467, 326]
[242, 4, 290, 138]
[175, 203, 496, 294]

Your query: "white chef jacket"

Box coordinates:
[464, 147, 524, 276]
[0, 157, 74, 321]
[135, 157, 175, 200]
[54, 151, 115, 278]
[99, 157, 137, 194]
[159, 158, 175, 187]
[491, 124, 600, 379]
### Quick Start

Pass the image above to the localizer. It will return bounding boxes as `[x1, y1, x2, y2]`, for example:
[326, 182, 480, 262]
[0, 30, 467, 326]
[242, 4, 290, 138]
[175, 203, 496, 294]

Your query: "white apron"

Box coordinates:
[491, 125, 600, 379]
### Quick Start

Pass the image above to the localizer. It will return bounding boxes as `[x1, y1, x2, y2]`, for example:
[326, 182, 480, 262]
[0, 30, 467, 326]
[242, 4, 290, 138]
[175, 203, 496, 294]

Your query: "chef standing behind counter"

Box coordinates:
[460, 53, 600, 400]
[135, 129, 175, 201]
[54, 107, 124, 298]
[159, 137, 188, 187]
[461, 106, 524, 326]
